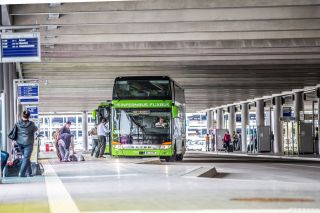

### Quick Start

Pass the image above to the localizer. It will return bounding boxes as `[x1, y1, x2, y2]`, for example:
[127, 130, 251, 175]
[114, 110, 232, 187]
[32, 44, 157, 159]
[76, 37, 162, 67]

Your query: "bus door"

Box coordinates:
[282, 121, 298, 155]
[97, 106, 112, 155]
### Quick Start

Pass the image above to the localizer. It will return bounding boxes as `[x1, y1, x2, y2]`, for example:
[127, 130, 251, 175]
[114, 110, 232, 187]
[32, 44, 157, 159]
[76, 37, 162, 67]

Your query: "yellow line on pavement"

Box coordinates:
[44, 161, 80, 213]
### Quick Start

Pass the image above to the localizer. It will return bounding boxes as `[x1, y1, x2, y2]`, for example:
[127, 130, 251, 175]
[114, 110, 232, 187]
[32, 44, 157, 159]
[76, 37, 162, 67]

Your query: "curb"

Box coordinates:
[188, 151, 320, 162]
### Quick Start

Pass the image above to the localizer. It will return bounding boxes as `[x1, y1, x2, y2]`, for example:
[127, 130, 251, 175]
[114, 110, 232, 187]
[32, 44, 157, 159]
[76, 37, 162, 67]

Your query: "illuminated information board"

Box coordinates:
[1, 33, 41, 62]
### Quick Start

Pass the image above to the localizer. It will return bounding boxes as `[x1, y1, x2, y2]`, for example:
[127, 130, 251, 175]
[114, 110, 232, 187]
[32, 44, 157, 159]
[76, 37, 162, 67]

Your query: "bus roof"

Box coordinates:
[114, 76, 184, 89]
[114, 76, 171, 81]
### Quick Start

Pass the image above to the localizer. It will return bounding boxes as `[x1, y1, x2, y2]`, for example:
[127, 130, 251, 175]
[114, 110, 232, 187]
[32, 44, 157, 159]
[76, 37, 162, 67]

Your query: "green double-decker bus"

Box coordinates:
[94, 76, 186, 161]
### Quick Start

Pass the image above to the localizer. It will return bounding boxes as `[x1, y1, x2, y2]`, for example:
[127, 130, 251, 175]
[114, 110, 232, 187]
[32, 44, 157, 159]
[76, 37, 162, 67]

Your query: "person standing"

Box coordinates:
[89, 124, 99, 157]
[96, 118, 109, 158]
[211, 133, 215, 152]
[205, 134, 210, 152]
[53, 128, 62, 161]
[14, 110, 38, 177]
[232, 131, 239, 151]
[223, 131, 231, 152]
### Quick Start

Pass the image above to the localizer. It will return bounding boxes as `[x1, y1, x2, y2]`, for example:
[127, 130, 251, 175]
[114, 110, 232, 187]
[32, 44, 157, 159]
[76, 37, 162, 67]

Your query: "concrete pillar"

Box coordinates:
[8, 63, 14, 129]
[206, 110, 213, 133]
[82, 111, 88, 151]
[241, 103, 249, 152]
[318, 99, 320, 154]
[294, 91, 304, 122]
[3, 63, 10, 152]
[0, 64, 3, 91]
[0, 91, 5, 154]
[228, 106, 236, 134]
[273, 96, 283, 154]
[216, 108, 223, 129]
[256, 100, 265, 127]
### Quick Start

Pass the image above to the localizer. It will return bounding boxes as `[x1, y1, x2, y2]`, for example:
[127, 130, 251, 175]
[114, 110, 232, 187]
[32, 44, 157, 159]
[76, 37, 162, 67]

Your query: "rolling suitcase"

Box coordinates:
[3, 158, 22, 177]
[1, 151, 9, 172]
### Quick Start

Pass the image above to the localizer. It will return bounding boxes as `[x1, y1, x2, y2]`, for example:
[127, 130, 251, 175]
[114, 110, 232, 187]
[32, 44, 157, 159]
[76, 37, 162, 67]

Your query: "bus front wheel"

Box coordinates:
[175, 154, 183, 161]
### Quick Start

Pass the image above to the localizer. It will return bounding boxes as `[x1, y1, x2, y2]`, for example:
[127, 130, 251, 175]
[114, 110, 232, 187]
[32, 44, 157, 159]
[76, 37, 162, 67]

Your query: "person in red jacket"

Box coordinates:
[223, 131, 231, 152]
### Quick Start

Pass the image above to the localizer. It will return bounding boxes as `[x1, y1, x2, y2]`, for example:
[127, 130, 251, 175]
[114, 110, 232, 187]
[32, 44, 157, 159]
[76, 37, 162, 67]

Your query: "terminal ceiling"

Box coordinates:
[9, 0, 320, 112]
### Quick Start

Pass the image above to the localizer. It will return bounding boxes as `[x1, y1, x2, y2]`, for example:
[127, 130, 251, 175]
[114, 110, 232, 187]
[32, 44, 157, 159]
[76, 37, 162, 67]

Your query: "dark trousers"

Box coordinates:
[233, 140, 238, 151]
[91, 139, 99, 156]
[1, 150, 9, 172]
[96, 136, 106, 157]
[225, 141, 230, 152]
[55, 141, 62, 161]
[206, 142, 210, 151]
[18, 144, 33, 176]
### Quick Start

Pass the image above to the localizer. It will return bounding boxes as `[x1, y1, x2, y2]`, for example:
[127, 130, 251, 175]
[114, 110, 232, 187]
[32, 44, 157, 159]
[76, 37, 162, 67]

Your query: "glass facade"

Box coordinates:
[113, 79, 171, 99]
[38, 114, 95, 151]
[113, 108, 171, 145]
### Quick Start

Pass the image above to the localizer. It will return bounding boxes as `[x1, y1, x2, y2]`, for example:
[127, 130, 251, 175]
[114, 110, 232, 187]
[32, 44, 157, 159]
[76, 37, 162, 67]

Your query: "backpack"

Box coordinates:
[8, 125, 18, 140]
[224, 134, 231, 142]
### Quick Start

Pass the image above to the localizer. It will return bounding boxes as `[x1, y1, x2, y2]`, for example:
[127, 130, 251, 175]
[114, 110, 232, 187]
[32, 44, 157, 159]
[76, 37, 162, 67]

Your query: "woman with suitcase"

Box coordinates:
[11, 110, 38, 177]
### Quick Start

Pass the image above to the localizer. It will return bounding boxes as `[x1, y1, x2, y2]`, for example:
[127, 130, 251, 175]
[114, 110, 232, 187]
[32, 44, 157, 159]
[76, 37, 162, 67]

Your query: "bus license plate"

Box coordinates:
[139, 151, 156, 155]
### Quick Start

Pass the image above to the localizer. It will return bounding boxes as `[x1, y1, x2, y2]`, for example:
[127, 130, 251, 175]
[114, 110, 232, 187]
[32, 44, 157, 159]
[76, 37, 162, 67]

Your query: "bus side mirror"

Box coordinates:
[92, 110, 97, 120]
[172, 106, 179, 118]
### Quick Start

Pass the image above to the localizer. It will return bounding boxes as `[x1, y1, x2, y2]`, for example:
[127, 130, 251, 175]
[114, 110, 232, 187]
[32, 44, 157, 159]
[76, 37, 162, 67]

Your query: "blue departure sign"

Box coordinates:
[25, 106, 39, 119]
[17, 83, 39, 104]
[1, 33, 41, 62]
[18, 85, 39, 97]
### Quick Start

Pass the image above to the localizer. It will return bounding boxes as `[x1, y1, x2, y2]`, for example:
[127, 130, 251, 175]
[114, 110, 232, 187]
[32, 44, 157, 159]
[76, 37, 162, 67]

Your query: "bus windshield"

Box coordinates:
[113, 79, 171, 99]
[113, 108, 171, 145]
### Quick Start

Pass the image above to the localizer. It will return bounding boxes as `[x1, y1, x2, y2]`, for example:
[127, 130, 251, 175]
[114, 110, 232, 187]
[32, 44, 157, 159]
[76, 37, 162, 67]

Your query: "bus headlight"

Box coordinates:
[114, 145, 122, 149]
[160, 145, 171, 149]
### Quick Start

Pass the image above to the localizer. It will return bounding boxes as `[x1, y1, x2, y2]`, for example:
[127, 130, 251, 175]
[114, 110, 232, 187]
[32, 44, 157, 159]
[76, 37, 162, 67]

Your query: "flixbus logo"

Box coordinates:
[113, 101, 171, 108]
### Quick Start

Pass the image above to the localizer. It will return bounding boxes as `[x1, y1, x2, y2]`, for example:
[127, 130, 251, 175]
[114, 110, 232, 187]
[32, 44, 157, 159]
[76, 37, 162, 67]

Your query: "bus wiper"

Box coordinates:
[130, 116, 146, 133]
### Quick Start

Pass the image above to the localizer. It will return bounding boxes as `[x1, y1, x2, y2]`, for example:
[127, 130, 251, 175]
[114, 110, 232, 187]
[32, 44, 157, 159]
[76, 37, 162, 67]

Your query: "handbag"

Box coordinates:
[8, 125, 17, 140]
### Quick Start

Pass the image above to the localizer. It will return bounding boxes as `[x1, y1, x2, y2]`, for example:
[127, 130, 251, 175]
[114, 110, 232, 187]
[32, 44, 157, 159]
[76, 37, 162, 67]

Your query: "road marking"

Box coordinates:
[59, 173, 138, 179]
[44, 161, 80, 213]
[82, 208, 320, 213]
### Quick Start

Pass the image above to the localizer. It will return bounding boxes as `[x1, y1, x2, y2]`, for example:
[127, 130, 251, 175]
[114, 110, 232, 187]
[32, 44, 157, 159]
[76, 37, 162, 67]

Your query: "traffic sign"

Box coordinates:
[1, 33, 41, 63]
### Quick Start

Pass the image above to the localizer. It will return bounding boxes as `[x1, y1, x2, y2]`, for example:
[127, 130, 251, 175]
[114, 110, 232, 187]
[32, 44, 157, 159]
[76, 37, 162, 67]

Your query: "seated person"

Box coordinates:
[155, 117, 167, 128]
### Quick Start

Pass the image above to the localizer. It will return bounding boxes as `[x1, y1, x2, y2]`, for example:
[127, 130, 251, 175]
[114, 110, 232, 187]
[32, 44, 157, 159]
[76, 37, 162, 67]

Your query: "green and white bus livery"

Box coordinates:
[95, 76, 186, 162]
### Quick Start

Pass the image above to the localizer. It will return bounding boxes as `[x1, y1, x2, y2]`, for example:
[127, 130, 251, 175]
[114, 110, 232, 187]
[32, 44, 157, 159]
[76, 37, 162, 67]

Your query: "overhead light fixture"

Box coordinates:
[49, 3, 62, 7]
[48, 13, 60, 20]
[45, 35, 57, 39]
[44, 44, 55, 49]
[46, 25, 58, 30]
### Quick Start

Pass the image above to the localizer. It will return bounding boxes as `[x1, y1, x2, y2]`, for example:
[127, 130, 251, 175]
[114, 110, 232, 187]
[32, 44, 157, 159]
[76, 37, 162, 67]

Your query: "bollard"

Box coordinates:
[45, 143, 49, 152]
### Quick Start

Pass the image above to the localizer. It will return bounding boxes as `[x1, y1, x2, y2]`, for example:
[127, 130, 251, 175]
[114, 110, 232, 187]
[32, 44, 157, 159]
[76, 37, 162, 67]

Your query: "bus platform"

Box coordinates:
[1, 152, 320, 213]
[190, 151, 320, 162]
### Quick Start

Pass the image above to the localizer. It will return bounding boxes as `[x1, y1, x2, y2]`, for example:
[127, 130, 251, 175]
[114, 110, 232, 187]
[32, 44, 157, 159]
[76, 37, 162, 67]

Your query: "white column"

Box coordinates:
[3, 64, 10, 152]
[82, 111, 88, 151]
[1, 92, 6, 154]
[8, 63, 15, 130]
[241, 103, 248, 152]
[216, 108, 223, 129]
[273, 96, 283, 154]
[318, 98, 320, 154]
[256, 100, 265, 127]
[228, 106, 236, 134]
[206, 109, 213, 133]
